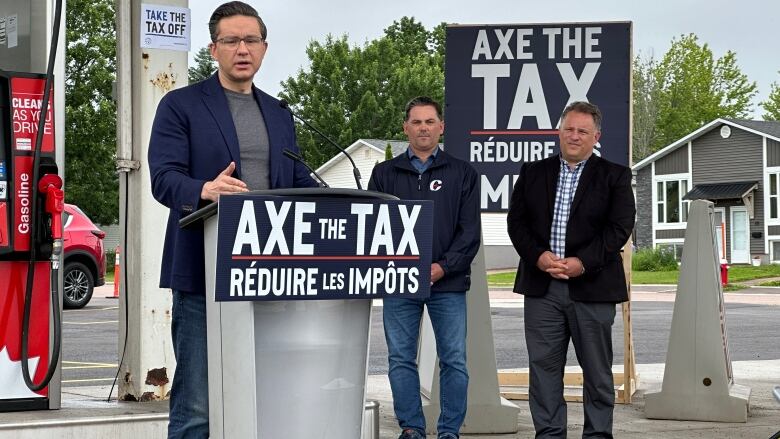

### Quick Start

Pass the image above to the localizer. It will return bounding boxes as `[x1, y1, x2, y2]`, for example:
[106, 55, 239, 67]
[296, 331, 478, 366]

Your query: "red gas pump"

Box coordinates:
[0, 69, 64, 412]
[0, 0, 64, 413]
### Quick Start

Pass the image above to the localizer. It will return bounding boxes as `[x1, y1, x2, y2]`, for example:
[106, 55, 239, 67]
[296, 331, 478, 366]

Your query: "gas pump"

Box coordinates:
[0, 0, 64, 412]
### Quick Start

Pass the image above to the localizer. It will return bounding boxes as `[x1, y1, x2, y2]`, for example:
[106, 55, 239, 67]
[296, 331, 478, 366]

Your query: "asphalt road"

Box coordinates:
[61, 296, 120, 387]
[61, 288, 780, 386]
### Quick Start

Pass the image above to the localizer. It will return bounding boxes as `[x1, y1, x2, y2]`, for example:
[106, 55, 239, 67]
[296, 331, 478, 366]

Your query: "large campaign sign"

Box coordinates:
[215, 195, 433, 301]
[445, 22, 631, 211]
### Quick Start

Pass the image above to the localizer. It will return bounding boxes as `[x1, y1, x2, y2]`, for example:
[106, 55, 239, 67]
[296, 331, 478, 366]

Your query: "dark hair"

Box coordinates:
[561, 101, 602, 131]
[404, 96, 443, 121]
[208, 1, 267, 42]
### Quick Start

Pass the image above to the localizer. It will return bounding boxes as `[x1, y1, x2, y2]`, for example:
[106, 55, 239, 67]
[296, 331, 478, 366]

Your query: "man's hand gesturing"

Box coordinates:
[201, 162, 248, 202]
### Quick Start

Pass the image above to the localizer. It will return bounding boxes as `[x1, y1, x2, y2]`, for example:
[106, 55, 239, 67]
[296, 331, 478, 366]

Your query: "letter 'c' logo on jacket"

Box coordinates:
[430, 180, 443, 191]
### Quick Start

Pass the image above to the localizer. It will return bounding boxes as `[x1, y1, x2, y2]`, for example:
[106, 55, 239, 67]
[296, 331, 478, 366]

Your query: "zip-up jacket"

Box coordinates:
[368, 149, 481, 292]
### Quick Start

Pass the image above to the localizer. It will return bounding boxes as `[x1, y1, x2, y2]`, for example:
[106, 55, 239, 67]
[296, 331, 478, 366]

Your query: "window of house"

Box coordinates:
[657, 242, 684, 261]
[772, 241, 780, 262]
[656, 179, 690, 223]
[769, 173, 779, 219]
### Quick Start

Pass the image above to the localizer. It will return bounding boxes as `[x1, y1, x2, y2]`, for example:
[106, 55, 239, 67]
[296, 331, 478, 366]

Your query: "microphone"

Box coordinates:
[279, 99, 363, 190]
[283, 148, 329, 188]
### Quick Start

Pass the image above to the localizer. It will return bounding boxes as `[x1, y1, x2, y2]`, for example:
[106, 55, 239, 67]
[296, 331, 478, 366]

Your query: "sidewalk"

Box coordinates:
[4, 284, 772, 438]
[368, 360, 780, 438]
[4, 360, 776, 438]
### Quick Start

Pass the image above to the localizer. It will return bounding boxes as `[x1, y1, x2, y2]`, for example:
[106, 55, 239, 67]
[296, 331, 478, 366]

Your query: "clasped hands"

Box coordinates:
[536, 251, 584, 280]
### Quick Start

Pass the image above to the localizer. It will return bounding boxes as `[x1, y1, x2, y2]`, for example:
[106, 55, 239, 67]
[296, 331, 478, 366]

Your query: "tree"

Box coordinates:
[189, 46, 216, 83]
[65, 0, 118, 225]
[632, 54, 660, 164]
[651, 34, 756, 151]
[280, 17, 445, 167]
[385, 143, 393, 161]
[762, 73, 780, 121]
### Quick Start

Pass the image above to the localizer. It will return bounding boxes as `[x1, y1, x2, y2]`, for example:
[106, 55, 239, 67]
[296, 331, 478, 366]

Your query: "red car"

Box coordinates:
[63, 204, 106, 309]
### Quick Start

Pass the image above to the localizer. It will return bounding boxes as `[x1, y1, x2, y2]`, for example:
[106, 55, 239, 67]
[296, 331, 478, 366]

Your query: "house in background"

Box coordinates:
[633, 119, 780, 264]
[316, 139, 519, 269]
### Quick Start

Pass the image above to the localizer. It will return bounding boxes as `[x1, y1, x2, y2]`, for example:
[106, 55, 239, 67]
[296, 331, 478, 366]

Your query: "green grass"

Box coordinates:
[486, 272, 516, 286]
[488, 264, 780, 287]
[630, 270, 680, 285]
[757, 280, 780, 287]
[723, 264, 780, 282]
[105, 271, 114, 283]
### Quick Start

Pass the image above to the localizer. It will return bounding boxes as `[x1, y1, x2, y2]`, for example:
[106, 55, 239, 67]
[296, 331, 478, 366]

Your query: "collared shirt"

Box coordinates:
[407, 146, 439, 174]
[550, 156, 587, 258]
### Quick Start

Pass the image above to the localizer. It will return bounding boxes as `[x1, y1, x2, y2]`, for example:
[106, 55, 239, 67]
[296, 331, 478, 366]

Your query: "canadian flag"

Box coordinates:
[0, 261, 50, 398]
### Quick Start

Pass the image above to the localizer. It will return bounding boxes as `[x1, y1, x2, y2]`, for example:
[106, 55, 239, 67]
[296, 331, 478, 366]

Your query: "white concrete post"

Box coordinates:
[644, 199, 751, 422]
[115, 0, 188, 401]
[420, 242, 520, 434]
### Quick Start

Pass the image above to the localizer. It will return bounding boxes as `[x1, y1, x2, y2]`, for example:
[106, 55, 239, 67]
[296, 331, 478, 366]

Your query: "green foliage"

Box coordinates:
[762, 74, 780, 121]
[385, 143, 393, 161]
[632, 54, 660, 164]
[105, 248, 116, 274]
[189, 46, 216, 84]
[633, 34, 757, 161]
[65, 0, 118, 225]
[280, 17, 445, 168]
[632, 248, 679, 272]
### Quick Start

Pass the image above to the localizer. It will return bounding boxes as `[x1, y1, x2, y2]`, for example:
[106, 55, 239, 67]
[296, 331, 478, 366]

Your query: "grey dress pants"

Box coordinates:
[524, 279, 617, 438]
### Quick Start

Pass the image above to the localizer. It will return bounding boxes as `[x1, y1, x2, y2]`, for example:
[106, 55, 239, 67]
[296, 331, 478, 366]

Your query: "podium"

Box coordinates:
[180, 188, 432, 438]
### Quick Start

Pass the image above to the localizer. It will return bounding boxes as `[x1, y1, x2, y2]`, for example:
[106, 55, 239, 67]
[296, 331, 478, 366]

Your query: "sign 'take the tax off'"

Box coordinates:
[140, 3, 191, 51]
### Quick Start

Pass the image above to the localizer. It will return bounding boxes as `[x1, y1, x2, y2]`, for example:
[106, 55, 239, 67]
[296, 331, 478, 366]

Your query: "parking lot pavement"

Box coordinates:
[61, 284, 118, 388]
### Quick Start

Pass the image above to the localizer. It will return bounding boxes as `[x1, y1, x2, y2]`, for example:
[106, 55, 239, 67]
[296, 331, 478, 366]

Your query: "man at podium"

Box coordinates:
[368, 96, 481, 439]
[147, 2, 316, 438]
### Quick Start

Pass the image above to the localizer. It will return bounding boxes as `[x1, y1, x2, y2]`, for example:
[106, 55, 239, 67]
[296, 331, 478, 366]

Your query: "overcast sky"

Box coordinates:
[188, 0, 777, 118]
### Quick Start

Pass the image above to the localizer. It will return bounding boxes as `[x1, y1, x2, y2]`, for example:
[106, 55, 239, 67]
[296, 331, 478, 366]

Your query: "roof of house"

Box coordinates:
[682, 181, 758, 201]
[632, 118, 780, 171]
[724, 119, 780, 139]
[315, 139, 404, 174]
[361, 139, 409, 157]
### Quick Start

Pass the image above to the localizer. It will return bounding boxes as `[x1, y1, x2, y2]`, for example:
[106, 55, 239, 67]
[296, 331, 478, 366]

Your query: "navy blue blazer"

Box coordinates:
[148, 74, 317, 294]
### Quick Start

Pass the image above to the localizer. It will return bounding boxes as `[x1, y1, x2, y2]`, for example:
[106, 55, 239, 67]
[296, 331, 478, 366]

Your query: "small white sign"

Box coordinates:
[15, 138, 31, 151]
[7, 14, 17, 49]
[0, 181, 6, 200]
[140, 4, 191, 51]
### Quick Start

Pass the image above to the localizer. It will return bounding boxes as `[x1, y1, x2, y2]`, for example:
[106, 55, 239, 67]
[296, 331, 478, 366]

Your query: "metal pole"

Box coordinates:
[115, 0, 186, 401]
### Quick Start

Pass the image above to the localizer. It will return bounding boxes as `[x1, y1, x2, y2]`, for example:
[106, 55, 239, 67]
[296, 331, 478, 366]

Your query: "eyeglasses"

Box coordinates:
[214, 36, 265, 50]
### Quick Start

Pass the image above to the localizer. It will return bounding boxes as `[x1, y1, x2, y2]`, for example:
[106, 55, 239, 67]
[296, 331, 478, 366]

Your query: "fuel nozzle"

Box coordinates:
[38, 174, 64, 257]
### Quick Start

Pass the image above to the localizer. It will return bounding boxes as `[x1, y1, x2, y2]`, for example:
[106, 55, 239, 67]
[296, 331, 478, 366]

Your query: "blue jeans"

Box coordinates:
[384, 291, 469, 437]
[168, 290, 209, 439]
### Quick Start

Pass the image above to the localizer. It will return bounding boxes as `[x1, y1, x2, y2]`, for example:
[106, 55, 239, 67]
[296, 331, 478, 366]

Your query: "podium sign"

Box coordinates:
[215, 194, 433, 301]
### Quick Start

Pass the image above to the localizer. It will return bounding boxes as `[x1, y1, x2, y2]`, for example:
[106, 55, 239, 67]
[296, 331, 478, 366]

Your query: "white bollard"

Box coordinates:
[645, 200, 750, 422]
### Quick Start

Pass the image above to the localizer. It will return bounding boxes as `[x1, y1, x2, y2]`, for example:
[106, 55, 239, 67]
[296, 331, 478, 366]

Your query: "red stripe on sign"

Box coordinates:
[232, 255, 420, 261]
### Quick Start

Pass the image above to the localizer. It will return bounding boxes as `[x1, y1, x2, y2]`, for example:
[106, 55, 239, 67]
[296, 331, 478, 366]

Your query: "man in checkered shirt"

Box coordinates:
[507, 101, 636, 439]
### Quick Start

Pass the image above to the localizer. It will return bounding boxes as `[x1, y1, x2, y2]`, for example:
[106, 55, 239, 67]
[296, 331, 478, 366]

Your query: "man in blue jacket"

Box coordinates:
[147, 2, 316, 438]
[368, 96, 481, 439]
